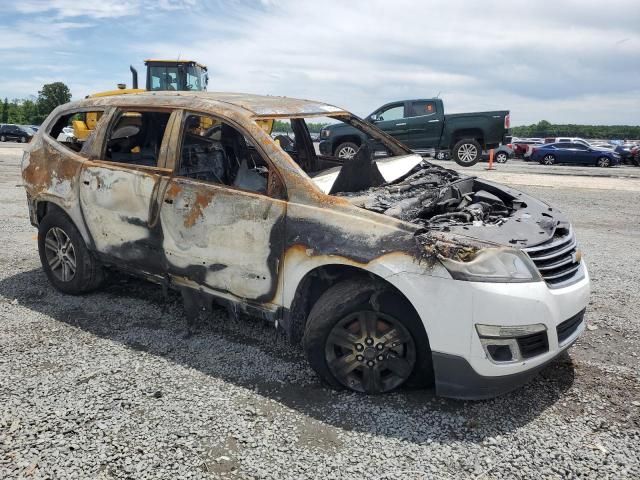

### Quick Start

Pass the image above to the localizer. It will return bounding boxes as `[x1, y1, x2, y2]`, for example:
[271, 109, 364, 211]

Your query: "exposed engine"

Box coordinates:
[338, 161, 519, 229]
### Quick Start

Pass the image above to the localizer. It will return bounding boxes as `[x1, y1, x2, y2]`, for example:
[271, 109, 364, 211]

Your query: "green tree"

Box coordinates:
[1, 98, 7, 123]
[36, 82, 72, 123]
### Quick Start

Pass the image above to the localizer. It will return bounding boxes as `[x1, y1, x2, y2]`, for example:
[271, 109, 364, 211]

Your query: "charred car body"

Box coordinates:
[21, 92, 590, 399]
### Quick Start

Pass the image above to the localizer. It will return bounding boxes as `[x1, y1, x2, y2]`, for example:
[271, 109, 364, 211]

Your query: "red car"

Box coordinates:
[512, 139, 543, 159]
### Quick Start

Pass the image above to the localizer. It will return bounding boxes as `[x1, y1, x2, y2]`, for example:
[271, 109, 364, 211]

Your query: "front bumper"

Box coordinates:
[387, 260, 590, 399]
[433, 264, 589, 399]
[318, 140, 332, 156]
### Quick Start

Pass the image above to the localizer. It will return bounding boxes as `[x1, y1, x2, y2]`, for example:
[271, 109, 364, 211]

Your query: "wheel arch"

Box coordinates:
[449, 129, 485, 149]
[32, 198, 94, 249]
[285, 263, 428, 346]
[332, 135, 363, 154]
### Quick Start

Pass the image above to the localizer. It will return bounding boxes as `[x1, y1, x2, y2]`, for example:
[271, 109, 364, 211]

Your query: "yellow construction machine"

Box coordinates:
[73, 59, 209, 140]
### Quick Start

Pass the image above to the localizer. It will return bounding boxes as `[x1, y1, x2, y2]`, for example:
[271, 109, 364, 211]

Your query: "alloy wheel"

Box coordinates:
[597, 157, 610, 167]
[543, 154, 555, 165]
[496, 152, 508, 163]
[458, 144, 478, 164]
[44, 227, 77, 282]
[325, 310, 416, 393]
[337, 146, 357, 160]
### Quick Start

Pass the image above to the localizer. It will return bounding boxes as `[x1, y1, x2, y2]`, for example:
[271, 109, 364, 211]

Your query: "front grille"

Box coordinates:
[556, 309, 585, 344]
[524, 226, 582, 287]
[517, 331, 549, 359]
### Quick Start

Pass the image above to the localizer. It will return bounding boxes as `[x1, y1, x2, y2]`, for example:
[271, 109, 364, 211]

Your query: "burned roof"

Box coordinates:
[72, 91, 347, 119]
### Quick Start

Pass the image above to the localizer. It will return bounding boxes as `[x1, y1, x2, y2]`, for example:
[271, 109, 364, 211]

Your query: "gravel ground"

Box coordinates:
[1, 145, 639, 479]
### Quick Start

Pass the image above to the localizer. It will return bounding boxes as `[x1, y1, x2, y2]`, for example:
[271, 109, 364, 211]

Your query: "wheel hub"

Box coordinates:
[325, 310, 417, 393]
[44, 227, 77, 282]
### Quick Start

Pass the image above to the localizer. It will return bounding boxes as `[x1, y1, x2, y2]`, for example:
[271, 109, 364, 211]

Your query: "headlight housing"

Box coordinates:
[439, 247, 541, 283]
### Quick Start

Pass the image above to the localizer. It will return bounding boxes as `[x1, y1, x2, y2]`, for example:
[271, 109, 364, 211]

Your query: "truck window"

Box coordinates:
[373, 104, 404, 122]
[409, 101, 437, 117]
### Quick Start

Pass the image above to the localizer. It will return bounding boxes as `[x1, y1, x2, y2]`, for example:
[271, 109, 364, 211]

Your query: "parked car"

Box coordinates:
[56, 126, 76, 143]
[22, 92, 589, 399]
[434, 144, 511, 163]
[630, 145, 640, 166]
[512, 139, 544, 159]
[531, 142, 621, 167]
[482, 145, 513, 163]
[0, 124, 33, 143]
[319, 98, 510, 167]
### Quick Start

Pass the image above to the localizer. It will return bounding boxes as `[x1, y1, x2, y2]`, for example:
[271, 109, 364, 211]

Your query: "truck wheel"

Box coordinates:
[335, 142, 359, 160]
[38, 206, 104, 295]
[495, 151, 508, 163]
[452, 139, 482, 166]
[303, 278, 433, 394]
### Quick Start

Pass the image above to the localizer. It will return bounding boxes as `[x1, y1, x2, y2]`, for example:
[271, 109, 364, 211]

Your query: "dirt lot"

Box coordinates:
[1, 143, 639, 479]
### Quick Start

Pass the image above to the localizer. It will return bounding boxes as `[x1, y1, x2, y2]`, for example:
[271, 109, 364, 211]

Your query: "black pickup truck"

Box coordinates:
[319, 98, 510, 166]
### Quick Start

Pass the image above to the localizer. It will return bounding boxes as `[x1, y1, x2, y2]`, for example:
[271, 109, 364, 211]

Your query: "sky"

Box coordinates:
[0, 0, 638, 126]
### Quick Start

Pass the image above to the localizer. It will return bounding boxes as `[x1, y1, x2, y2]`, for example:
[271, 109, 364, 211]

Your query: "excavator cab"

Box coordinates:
[144, 60, 208, 92]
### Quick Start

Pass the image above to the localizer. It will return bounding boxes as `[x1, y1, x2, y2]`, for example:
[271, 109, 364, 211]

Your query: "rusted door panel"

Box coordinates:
[160, 178, 286, 304]
[79, 164, 165, 269]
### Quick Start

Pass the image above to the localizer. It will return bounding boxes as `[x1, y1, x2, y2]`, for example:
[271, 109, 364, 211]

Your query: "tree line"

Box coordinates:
[273, 120, 328, 134]
[0, 82, 72, 126]
[511, 120, 640, 140]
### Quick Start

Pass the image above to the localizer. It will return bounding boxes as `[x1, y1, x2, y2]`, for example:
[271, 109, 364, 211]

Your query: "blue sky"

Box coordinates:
[1, 0, 639, 125]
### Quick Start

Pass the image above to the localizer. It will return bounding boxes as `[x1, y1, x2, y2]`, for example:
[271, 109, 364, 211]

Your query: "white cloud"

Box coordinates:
[2, 0, 639, 124]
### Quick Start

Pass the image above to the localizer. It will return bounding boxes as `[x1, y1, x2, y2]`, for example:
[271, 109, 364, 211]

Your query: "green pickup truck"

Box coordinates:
[318, 98, 510, 166]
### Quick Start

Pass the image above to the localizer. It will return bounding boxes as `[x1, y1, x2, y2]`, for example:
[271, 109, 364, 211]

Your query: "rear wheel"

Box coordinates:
[452, 139, 482, 167]
[0, 135, 5, 142]
[335, 142, 359, 160]
[303, 278, 433, 394]
[541, 154, 556, 165]
[20, 136, 27, 143]
[596, 156, 611, 167]
[495, 151, 509, 163]
[38, 207, 104, 295]
[435, 151, 447, 160]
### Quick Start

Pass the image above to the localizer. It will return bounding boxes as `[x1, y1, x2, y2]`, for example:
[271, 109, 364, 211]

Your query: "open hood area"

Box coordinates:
[331, 158, 567, 249]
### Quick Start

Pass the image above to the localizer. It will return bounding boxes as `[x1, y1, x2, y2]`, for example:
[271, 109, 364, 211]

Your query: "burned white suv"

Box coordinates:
[21, 92, 590, 398]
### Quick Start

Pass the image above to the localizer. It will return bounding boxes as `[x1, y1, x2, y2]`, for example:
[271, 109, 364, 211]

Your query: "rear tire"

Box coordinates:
[596, 156, 611, 168]
[452, 139, 482, 167]
[0, 135, 5, 142]
[335, 142, 359, 161]
[541, 154, 556, 165]
[20, 137, 26, 143]
[303, 278, 433, 394]
[38, 206, 104, 295]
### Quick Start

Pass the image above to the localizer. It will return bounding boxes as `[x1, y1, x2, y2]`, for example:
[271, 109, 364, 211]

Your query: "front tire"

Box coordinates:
[335, 142, 359, 161]
[38, 206, 104, 295]
[452, 139, 482, 167]
[20, 137, 27, 143]
[541, 154, 556, 165]
[303, 278, 433, 394]
[596, 156, 611, 168]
